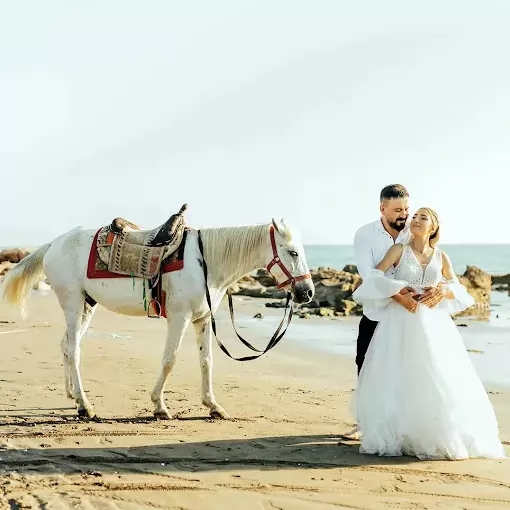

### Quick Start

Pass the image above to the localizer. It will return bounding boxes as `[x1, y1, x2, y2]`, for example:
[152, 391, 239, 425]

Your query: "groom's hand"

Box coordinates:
[399, 293, 418, 313]
[419, 285, 444, 308]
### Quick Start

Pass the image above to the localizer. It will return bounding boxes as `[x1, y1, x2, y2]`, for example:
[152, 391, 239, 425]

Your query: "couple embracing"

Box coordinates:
[345, 184, 506, 460]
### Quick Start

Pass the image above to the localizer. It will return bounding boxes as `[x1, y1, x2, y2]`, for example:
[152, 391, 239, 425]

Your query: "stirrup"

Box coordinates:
[147, 298, 162, 319]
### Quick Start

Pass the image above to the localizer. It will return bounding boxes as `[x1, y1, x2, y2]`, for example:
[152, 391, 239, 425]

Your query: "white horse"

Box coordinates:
[0, 216, 314, 420]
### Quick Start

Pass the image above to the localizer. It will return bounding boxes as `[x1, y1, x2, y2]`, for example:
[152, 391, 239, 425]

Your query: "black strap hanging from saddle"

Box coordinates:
[147, 229, 189, 318]
[197, 230, 294, 361]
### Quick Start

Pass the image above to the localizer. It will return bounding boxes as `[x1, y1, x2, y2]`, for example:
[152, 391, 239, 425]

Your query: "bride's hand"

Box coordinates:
[420, 285, 445, 308]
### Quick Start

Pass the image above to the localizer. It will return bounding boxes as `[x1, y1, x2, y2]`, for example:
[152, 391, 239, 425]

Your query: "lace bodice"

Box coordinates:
[394, 243, 443, 293]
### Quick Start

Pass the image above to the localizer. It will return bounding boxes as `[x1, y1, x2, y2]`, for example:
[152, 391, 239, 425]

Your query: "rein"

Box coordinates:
[196, 225, 306, 361]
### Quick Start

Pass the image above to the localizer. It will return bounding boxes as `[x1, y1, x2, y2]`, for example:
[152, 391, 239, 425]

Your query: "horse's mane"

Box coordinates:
[198, 224, 271, 281]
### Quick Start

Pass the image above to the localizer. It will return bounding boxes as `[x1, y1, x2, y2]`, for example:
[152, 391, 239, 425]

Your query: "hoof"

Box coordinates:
[210, 409, 230, 420]
[77, 408, 96, 420]
[154, 411, 172, 420]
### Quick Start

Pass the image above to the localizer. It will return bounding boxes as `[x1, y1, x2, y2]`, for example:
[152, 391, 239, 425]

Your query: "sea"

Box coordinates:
[233, 243, 510, 387]
[303, 243, 510, 275]
[2, 243, 509, 275]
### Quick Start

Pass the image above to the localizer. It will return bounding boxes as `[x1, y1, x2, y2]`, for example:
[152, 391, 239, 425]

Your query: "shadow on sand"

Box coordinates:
[0, 415, 426, 477]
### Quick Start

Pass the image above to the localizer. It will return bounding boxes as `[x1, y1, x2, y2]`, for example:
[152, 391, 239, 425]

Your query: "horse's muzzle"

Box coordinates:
[292, 279, 315, 304]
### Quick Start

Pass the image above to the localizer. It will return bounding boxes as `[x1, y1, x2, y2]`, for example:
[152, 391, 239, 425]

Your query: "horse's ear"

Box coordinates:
[272, 218, 291, 240]
[272, 218, 287, 235]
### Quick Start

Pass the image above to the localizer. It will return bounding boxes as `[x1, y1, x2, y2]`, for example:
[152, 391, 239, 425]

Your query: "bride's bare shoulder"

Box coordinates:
[440, 250, 455, 278]
[440, 249, 452, 264]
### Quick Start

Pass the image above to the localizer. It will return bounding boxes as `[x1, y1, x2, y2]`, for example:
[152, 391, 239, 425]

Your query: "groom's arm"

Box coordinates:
[352, 229, 403, 279]
[353, 229, 374, 280]
[353, 235, 409, 302]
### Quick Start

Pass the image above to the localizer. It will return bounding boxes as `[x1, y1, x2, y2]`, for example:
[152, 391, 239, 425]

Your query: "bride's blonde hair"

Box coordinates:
[419, 207, 440, 247]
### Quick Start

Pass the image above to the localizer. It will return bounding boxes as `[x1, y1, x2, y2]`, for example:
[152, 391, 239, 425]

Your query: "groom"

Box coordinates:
[341, 184, 445, 441]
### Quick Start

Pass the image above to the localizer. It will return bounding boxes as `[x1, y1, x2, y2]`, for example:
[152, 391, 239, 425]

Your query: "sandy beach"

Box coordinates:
[0, 291, 508, 509]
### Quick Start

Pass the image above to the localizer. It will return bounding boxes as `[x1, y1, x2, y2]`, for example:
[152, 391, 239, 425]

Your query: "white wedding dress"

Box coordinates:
[351, 243, 506, 460]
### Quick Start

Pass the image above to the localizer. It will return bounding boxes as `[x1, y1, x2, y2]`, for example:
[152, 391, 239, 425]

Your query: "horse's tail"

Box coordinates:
[0, 242, 51, 319]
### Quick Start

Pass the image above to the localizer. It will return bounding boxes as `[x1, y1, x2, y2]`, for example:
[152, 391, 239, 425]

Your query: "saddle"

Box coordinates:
[109, 203, 188, 246]
[110, 217, 141, 235]
[91, 204, 189, 318]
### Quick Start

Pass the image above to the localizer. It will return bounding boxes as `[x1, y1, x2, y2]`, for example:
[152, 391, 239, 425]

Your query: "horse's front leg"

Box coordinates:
[60, 333, 73, 399]
[193, 317, 229, 419]
[151, 312, 190, 419]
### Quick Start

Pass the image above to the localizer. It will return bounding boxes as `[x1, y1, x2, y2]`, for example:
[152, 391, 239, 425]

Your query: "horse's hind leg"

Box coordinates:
[61, 301, 97, 400]
[55, 289, 96, 418]
[151, 312, 190, 419]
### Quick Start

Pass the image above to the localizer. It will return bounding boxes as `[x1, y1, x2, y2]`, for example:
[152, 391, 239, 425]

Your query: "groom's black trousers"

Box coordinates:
[355, 315, 378, 375]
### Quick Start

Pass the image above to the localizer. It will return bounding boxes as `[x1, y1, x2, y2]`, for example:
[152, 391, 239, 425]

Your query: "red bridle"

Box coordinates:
[266, 225, 311, 289]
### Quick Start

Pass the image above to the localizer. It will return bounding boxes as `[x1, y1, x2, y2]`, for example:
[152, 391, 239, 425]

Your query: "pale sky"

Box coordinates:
[1, 1, 510, 246]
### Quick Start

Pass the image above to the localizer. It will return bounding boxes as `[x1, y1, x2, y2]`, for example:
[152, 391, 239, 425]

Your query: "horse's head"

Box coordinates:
[265, 218, 315, 304]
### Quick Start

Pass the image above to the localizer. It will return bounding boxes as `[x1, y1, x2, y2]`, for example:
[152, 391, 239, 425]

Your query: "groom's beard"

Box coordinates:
[388, 218, 407, 231]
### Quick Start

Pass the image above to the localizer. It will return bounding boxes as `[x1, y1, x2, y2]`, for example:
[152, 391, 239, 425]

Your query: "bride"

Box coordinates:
[351, 207, 506, 460]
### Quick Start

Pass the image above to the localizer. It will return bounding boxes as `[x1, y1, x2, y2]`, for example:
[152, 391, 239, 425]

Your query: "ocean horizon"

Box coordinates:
[2, 243, 509, 276]
[304, 243, 510, 275]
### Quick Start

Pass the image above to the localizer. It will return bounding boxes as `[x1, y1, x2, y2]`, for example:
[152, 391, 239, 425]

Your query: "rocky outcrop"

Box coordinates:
[342, 264, 358, 274]
[0, 248, 29, 264]
[229, 272, 286, 299]
[459, 266, 491, 305]
[231, 264, 493, 319]
[0, 247, 496, 319]
[492, 274, 510, 286]
[0, 249, 45, 289]
[491, 273, 510, 294]
[229, 266, 363, 318]
[0, 261, 16, 276]
[295, 266, 362, 318]
[454, 266, 491, 317]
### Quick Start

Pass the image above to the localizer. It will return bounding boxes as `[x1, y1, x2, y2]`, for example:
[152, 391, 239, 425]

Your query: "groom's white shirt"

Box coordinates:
[353, 218, 410, 321]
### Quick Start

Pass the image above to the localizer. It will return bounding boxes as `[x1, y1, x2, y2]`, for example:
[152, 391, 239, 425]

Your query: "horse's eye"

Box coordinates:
[288, 250, 298, 257]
